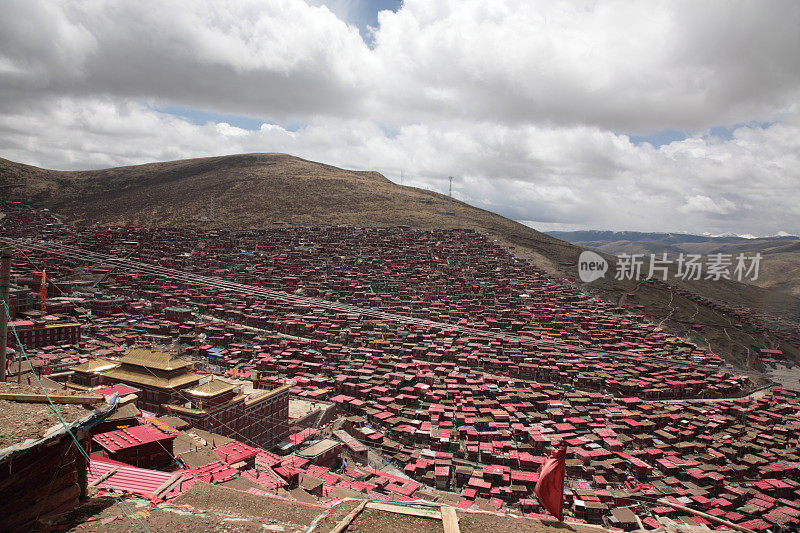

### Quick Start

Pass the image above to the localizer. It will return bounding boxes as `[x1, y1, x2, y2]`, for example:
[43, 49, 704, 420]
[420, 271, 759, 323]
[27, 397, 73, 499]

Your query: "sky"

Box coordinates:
[1, 1, 799, 236]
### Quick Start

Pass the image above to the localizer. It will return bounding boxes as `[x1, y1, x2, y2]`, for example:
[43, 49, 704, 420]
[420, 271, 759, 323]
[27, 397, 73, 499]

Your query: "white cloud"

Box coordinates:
[0, 0, 373, 119]
[679, 195, 737, 215]
[2, 0, 798, 129]
[2, 97, 799, 236]
[370, 0, 800, 130]
[216, 122, 249, 137]
[1, 0, 799, 236]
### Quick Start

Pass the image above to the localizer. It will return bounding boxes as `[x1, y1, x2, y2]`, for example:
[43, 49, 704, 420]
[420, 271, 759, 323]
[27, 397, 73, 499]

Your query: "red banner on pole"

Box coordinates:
[534, 442, 567, 521]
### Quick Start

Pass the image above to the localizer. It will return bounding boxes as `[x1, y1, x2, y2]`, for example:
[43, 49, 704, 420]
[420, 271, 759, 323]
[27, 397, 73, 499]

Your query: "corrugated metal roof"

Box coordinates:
[87, 456, 175, 496]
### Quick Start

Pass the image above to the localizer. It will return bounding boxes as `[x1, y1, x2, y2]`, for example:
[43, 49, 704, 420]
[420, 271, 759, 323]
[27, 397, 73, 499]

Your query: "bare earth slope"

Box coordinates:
[2, 153, 798, 367]
[1, 154, 559, 239]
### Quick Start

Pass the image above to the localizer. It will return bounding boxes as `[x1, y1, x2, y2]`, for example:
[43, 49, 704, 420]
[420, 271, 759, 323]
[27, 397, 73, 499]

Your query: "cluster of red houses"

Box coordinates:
[75, 401, 442, 519]
[2, 201, 800, 530]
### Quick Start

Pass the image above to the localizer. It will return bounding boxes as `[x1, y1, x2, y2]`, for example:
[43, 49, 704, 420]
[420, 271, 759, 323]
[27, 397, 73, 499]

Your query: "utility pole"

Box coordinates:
[0, 248, 11, 382]
[447, 176, 454, 215]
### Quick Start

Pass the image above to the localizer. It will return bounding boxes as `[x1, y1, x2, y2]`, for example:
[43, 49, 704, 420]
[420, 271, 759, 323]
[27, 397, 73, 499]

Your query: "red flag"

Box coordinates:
[40, 270, 48, 316]
[534, 442, 567, 521]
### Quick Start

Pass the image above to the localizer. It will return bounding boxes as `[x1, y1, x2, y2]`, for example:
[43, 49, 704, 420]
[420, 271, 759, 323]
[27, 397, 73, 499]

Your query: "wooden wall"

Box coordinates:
[0, 429, 89, 531]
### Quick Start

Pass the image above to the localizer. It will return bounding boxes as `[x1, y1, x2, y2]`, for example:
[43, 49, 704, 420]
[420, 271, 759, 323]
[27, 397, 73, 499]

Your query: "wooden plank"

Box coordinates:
[441, 506, 459, 533]
[327, 499, 367, 533]
[153, 472, 184, 499]
[366, 501, 443, 519]
[88, 467, 118, 488]
[0, 392, 104, 405]
[655, 498, 756, 533]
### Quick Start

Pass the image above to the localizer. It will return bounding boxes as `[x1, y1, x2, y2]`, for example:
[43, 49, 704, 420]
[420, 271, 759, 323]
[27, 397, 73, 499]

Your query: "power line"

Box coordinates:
[2, 300, 150, 533]
[0, 236, 775, 527]
[101, 345, 333, 451]
[2, 243, 358, 448]
[0, 237, 724, 373]
[1, 248, 10, 382]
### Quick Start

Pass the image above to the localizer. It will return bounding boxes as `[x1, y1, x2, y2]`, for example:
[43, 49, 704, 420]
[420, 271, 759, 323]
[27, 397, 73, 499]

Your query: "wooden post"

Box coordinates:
[88, 467, 118, 488]
[328, 499, 367, 533]
[0, 392, 105, 404]
[655, 498, 756, 533]
[441, 506, 460, 533]
[0, 248, 11, 382]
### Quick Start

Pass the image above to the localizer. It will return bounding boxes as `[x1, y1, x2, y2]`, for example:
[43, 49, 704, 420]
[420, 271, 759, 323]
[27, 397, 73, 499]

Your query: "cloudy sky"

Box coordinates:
[1, 0, 799, 236]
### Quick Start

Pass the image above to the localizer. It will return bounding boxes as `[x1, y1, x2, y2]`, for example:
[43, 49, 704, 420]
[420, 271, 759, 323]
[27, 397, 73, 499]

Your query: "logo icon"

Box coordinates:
[578, 250, 608, 283]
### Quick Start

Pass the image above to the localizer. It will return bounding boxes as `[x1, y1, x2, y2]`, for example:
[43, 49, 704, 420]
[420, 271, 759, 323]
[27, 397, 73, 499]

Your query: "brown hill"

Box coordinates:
[1, 153, 797, 367]
[0, 153, 577, 266]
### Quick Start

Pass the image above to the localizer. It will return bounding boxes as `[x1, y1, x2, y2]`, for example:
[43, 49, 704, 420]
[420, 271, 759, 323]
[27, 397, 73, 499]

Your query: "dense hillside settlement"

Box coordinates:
[1, 201, 799, 532]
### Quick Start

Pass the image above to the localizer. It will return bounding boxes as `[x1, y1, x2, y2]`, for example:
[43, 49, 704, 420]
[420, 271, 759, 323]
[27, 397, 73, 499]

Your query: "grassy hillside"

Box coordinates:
[0, 154, 576, 266]
[2, 153, 797, 367]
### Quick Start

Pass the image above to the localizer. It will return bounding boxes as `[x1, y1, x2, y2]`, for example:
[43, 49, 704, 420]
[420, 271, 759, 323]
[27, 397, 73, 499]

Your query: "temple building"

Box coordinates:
[68, 348, 289, 447]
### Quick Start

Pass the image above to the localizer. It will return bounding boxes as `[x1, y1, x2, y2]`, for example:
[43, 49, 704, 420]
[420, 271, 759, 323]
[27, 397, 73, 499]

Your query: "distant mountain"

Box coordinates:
[549, 230, 799, 244]
[549, 230, 800, 296]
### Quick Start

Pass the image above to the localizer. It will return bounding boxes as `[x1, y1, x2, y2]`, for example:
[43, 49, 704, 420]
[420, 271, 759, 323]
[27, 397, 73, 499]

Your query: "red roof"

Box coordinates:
[214, 441, 260, 464]
[183, 460, 238, 485]
[93, 423, 177, 453]
[386, 480, 420, 497]
[95, 384, 139, 397]
[286, 428, 318, 445]
[87, 455, 175, 498]
[256, 451, 281, 469]
[242, 468, 285, 490]
[280, 455, 310, 469]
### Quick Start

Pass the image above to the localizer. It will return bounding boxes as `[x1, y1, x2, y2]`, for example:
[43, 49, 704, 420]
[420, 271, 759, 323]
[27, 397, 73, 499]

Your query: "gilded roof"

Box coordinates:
[104, 365, 201, 389]
[185, 379, 237, 397]
[70, 358, 119, 374]
[118, 348, 191, 371]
